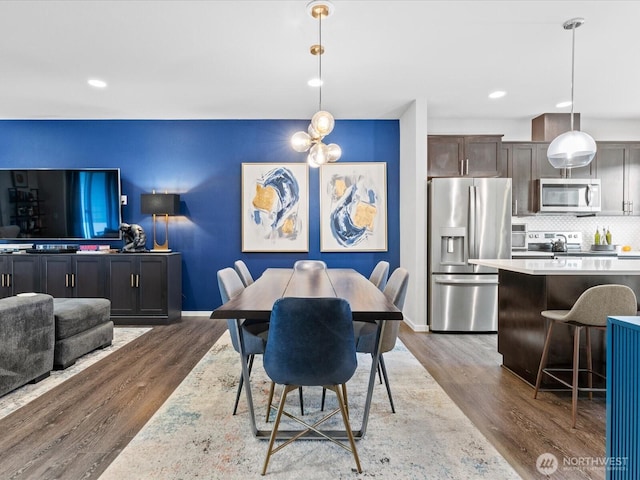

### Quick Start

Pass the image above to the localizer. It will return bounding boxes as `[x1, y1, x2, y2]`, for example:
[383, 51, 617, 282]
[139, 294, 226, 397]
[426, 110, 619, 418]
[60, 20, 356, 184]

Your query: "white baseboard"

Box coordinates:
[181, 311, 214, 317]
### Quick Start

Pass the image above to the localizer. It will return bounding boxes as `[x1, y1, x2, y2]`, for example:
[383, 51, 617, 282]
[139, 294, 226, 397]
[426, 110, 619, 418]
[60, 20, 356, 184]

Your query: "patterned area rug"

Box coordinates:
[100, 332, 522, 479]
[0, 327, 150, 420]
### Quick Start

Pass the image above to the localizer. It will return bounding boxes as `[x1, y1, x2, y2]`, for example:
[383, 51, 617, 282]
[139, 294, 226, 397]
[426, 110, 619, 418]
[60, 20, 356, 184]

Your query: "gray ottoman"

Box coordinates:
[53, 298, 113, 369]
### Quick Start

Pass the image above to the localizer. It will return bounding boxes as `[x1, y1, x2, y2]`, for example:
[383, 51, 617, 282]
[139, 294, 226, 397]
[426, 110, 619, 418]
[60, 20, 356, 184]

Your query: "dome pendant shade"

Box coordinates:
[547, 130, 597, 169]
[547, 17, 596, 169]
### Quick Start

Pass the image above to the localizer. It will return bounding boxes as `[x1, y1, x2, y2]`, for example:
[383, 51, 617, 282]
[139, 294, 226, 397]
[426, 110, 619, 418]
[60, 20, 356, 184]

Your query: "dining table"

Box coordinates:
[210, 267, 404, 440]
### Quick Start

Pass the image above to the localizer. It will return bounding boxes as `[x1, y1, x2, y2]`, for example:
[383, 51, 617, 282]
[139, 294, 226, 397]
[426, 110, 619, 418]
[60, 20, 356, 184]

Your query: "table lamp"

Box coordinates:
[140, 192, 180, 251]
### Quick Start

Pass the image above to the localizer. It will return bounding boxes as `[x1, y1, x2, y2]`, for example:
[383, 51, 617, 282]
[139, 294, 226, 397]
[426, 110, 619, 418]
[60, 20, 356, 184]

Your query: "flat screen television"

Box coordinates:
[0, 168, 122, 241]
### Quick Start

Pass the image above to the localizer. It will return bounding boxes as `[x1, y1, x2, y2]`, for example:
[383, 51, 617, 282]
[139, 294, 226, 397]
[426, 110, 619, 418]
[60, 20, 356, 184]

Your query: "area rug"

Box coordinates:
[99, 332, 521, 479]
[0, 327, 150, 420]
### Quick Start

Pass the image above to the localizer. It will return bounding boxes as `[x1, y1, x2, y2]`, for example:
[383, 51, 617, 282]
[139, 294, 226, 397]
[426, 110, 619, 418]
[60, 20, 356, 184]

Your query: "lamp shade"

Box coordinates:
[547, 130, 597, 169]
[141, 193, 180, 215]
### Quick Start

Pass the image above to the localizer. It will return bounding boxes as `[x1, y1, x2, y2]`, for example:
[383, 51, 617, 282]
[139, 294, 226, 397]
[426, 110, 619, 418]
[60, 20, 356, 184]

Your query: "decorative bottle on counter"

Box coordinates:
[606, 227, 612, 245]
[594, 227, 600, 245]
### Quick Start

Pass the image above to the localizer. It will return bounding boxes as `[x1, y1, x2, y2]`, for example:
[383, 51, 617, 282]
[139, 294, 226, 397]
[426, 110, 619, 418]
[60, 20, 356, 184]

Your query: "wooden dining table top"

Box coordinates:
[210, 268, 403, 322]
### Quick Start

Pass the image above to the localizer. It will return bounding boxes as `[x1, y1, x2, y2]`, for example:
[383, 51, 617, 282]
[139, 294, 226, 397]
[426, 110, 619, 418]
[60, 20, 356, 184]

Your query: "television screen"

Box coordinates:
[0, 168, 122, 241]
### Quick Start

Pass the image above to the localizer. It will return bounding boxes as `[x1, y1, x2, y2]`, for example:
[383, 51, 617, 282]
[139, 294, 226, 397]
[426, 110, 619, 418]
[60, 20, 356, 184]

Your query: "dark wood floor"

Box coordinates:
[0, 316, 226, 480]
[0, 317, 605, 480]
[399, 323, 606, 480]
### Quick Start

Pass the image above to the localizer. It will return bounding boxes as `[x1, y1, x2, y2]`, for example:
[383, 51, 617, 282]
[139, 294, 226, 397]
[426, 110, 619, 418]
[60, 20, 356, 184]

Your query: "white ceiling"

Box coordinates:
[1, 0, 639, 123]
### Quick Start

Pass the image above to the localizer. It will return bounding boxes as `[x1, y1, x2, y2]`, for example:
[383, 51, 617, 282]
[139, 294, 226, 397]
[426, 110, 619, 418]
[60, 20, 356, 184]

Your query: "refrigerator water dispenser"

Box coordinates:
[439, 227, 466, 265]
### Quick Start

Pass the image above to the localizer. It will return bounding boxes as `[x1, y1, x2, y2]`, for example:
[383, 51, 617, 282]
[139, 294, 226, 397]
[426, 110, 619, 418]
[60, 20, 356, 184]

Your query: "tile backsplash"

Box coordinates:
[514, 216, 640, 251]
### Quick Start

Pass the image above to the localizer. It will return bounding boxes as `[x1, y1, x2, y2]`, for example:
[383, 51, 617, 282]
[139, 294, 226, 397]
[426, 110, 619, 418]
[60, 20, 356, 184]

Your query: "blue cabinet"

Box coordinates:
[607, 316, 640, 479]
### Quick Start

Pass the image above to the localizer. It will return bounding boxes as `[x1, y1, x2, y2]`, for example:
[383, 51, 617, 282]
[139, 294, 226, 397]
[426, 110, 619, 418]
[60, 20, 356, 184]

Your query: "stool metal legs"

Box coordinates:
[534, 320, 606, 428]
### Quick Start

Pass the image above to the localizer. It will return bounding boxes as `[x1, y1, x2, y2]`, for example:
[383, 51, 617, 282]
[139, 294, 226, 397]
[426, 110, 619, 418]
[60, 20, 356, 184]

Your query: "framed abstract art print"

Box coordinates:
[319, 162, 387, 252]
[241, 163, 309, 252]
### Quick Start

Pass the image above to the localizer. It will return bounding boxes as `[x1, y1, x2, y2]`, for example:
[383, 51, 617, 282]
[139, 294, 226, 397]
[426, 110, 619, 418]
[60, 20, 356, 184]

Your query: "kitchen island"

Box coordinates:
[469, 258, 640, 387]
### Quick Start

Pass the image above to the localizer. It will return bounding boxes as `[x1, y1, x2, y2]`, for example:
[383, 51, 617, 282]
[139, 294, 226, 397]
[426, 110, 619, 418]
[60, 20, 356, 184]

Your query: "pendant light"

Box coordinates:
[290, 1, 341, 168]
[547, 18, 596, 169]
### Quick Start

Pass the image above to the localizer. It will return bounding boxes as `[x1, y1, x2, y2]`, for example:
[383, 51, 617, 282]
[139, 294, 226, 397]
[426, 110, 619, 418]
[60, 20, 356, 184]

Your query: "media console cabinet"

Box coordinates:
[0, 252, 181, 325]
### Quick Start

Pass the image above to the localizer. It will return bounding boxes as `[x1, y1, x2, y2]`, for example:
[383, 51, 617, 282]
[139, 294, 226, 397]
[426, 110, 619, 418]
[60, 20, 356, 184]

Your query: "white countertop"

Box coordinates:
[470, 257, 640, 275]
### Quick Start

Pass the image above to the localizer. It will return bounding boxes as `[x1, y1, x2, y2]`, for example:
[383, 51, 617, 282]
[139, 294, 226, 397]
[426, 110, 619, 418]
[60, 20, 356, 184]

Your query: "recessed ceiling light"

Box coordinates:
[488, 90, 506, 99]
[88, 78, 107, 89]
[556, 100, 572, 108]
[307, 78, 323, 87]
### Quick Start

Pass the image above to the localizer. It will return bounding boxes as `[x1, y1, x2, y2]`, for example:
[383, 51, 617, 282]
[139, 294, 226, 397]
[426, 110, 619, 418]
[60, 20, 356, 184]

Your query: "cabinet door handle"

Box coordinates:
[131, 273, 135, 288]
[514, 199, 518, 215]
[71, 273, 75, 288]
[465, 158, 469, 175]
[136, 274, 140, 288]
[65, 273, 69, 287]
[629, 201, 634, 215]
[7, 274, 11, 287]
[459, 159, 464, 175]
[1, 274, 4, 287]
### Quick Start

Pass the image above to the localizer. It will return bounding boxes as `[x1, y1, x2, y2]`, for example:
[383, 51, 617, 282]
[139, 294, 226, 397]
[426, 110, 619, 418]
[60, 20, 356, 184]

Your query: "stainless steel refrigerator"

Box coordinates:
[428, 177, 512, 332]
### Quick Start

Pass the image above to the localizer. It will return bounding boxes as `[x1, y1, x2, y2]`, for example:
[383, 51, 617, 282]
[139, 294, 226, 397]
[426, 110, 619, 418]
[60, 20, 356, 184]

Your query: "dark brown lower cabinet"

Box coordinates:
[41, 255, 106, 298]
[0, 255, 40, 298]
[107, 253, 182, 324]
[2, 252, 181, 324]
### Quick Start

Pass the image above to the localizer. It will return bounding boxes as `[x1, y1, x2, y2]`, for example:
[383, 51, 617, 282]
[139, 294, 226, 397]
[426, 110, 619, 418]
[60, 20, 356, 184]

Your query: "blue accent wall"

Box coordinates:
[0, 120, 400, 310]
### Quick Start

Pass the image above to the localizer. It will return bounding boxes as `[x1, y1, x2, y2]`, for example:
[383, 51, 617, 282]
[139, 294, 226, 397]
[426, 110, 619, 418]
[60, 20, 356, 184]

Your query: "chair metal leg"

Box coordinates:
[371, 353, 383, 384]
[334, 384, 362, 473]
[378, 355, 396, 413]
[265, 381, 276, 422]
[299, 386, 304, 416]
[266, 383, 304, 422]
[585, 327, 593, 401]
[571, 325, 582, 428]
[262, 385, 295, 475]
[320, 387, 326, 411]
[533, 321, 555, 399]
[262, 384, 362, 475]
[233, 354, 255, 415]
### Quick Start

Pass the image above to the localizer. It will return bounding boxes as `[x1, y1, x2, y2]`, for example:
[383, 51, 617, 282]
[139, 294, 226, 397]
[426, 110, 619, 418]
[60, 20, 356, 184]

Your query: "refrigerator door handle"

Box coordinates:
[468, 185, 476, 259]
[434, 277, 499, 286]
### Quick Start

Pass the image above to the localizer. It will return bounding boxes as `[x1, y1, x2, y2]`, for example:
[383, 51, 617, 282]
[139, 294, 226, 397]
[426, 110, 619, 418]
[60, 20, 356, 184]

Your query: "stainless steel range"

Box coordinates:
[512, 230, 618, 258]
[526, 231, 582, 253]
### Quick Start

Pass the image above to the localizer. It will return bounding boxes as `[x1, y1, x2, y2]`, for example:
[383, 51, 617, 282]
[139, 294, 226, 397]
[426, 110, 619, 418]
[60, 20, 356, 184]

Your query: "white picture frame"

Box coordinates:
[241, 163, 309, 252]
[320, 162, 387, 252]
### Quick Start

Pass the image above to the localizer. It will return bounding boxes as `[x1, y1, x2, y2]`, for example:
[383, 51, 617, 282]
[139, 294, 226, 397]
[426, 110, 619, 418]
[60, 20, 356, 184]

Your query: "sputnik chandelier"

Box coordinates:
[291, 0, 341, 167]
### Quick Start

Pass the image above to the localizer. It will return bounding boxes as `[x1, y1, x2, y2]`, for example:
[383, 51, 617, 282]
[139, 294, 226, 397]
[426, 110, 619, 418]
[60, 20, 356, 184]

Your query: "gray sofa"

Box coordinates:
[0, 293, 55, 398]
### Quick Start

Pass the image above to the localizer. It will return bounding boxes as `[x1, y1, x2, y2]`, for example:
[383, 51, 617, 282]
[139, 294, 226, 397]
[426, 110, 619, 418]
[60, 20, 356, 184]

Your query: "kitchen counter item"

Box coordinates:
[591, 244, 616, 251]
[469, 258, 640, 275]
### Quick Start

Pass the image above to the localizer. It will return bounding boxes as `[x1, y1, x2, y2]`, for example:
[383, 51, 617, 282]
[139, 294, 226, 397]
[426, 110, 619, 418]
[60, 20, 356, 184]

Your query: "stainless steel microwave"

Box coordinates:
[537, 178, 601, 213]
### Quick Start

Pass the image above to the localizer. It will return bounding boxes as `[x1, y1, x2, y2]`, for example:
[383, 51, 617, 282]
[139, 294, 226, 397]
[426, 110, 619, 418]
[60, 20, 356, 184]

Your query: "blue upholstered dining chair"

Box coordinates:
[234, 260, 254, 287]
[368, 260, 390, 291]
[261, 297, 362, 475]
[293, 259, 327, 271]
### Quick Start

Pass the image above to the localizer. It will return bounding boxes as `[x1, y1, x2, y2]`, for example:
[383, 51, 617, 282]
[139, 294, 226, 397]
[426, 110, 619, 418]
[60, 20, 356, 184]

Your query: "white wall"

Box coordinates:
[399, 99, 429, 331]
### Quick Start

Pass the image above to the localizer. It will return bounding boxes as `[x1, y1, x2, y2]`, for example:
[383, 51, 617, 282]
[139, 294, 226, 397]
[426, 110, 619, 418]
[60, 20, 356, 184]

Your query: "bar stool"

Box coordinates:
[533, 284, 637, 428]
